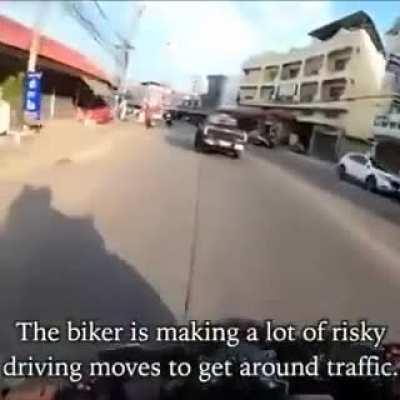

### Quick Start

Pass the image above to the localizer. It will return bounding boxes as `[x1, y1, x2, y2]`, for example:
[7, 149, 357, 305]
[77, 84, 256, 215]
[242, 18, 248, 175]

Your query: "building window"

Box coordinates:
[321, 78, 346, 102]
[334, 59, 347, 71]
[300, 82, 318, 102]
[302, 110, 314, 116]
[329, 86, 344, 100]
[281, 61, 302, 80]
[327, 47, 352, 73]
[374, 115, 389, 127]
[276, 83, 297, 102]
[264, 66, 279, 82]
[390, 122, 396, 129]
[304, 55, 324, 77]
[240, 86, 257, 101]
[389, 102, 400, 114]
[242, 68, 261, 81]
[260, 85, 275, 100]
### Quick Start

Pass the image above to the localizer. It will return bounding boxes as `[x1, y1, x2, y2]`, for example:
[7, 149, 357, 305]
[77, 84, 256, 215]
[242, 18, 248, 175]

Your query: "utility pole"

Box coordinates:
[23, 1, 49, 130]
[27, 28, 41, 72]
[27, 1, 49, 72]
[115, 42, 135, 94]
[115, 4, 145, 94]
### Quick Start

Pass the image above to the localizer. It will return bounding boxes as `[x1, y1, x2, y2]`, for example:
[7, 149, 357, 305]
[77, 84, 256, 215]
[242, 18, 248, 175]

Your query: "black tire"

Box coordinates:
[266, 140, 275, 149]
[366, 175, 377, 192]
[338, 164, 346, 180]
[194, 130, 205, 152]
[231, 150, 240, 159]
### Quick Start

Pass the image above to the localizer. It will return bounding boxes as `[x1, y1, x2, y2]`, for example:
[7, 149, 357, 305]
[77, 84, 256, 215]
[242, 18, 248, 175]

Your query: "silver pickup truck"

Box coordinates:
[194, 112, 248, 159]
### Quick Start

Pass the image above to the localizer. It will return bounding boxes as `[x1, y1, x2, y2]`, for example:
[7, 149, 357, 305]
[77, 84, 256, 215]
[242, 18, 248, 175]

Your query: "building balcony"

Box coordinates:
[326, 47, 353, 74]
[321, 78, 347, 102]
[280, 61, 302, 81]
[260, 85, 275, 101]
[241, 67, 262, 85]
[299, 82, 318, 103]
[240, 75, 260, 86]
[239, 85, 258, 102]
[263, 66, 279, 83]
[373, 114, 400, 140]
[303, 55, 324, 77]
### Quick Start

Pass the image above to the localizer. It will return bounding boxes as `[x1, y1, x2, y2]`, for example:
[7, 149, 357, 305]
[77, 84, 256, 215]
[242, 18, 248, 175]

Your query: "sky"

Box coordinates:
[1, 1, 399, 91]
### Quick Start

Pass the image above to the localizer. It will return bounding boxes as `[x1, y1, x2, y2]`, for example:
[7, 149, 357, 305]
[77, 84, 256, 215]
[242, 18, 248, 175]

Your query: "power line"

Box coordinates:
[62, 1, 144, 86]
[62, 1, 124, 65]
[93, 0, 128, 45]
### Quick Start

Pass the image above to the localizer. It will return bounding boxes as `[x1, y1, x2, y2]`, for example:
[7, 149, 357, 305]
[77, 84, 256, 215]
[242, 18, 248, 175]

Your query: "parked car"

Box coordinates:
[77, 95, 113, 125]
[85, 106, 113, 124]
[194, 112, 247, 158]
[337, 152, 400, 195]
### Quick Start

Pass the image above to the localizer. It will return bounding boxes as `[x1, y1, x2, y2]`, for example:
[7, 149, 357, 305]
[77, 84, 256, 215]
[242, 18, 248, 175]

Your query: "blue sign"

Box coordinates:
[24, 71, 42, 120]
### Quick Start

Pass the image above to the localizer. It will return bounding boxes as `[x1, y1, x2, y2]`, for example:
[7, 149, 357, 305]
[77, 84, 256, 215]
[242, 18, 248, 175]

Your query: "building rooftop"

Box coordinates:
[0, 14, 110, 83]
[309, 10, 384, 54]
[141, 81, 163, 86]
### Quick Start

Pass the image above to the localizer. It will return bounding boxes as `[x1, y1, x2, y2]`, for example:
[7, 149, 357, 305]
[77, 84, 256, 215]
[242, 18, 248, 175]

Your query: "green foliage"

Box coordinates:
[0, 72, 25, 104]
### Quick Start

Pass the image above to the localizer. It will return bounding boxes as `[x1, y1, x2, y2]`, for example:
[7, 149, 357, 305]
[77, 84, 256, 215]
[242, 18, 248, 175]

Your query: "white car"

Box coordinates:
[337, 152, 400, 195]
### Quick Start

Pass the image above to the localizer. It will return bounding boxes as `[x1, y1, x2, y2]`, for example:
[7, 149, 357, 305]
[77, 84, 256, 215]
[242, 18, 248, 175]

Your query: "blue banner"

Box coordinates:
[24, 71, 42, 120]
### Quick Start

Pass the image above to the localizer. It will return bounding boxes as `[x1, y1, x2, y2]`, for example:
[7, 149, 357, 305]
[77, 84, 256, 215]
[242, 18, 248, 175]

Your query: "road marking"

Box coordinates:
[183, 153, 203, 322]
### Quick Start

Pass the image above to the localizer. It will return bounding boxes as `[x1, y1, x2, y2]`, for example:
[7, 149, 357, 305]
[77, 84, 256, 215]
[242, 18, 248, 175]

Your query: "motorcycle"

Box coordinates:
[163, 112, 173, 127]
[249, 125, 277, 149]
[4, 320, 399, 400]
[66, 320, 400, 400]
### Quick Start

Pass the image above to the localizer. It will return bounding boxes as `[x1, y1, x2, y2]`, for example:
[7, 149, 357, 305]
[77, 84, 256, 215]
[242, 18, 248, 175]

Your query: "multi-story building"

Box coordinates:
[371, 21, 400, 174]
[238, 11, 399, 161]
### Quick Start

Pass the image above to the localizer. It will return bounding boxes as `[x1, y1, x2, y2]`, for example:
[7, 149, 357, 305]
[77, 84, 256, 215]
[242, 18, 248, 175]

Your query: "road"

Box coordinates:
[1, 121, 400, 361]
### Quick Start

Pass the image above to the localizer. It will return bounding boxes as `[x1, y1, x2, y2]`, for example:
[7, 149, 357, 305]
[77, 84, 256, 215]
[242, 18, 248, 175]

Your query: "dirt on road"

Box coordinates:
[0, 120, 118, 181]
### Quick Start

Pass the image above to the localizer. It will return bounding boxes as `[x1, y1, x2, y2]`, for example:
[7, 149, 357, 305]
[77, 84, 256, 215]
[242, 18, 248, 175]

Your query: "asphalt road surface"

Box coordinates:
[1, 121, 400, 361]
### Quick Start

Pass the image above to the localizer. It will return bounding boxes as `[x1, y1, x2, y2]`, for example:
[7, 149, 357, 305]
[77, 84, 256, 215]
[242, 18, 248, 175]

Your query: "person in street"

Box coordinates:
[144, 102, 152, 129]
[119, 96, 128, 121]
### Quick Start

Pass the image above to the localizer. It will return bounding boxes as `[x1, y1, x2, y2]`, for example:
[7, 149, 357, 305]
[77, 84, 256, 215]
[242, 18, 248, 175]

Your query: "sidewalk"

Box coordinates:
[0, 119, 116, 180]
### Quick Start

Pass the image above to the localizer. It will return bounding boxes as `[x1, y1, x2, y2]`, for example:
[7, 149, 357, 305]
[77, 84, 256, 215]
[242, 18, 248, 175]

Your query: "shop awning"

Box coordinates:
[81, 76, 113, 98]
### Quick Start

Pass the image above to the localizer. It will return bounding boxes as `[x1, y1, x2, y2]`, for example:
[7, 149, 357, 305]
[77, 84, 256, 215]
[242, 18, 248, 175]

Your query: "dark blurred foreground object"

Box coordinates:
[1, 379, 62, 400]
[2, 320, 400, 400]
[93, 320, 399, 400]
[163, 111, 173, 127]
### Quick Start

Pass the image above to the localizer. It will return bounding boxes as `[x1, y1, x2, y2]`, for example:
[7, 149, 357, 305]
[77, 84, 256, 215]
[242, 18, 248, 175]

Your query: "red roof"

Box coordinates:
[0, 15, 109, 83]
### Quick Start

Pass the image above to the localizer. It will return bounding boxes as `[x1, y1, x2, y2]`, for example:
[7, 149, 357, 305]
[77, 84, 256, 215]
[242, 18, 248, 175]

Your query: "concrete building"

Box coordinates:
[238, 11, 397, 161]
[0, 15, 113, 130]
[201, 75, 227, 109]
[219, 75, 240, 107]
[370, 18, 400, 173]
